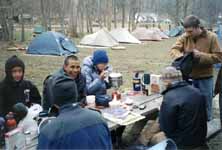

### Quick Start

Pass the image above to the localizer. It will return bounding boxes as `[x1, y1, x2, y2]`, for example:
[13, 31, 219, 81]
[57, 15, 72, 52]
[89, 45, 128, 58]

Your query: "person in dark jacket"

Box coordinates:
[38, 76, 112, 149]
[81, 49, 112, 106]
[43, 55, 86, 111]
[159, 66, 207, 149]
[0, 55, 41, 117]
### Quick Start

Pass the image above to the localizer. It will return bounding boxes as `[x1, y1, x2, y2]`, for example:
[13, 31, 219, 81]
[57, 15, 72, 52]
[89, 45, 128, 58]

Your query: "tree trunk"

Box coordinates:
[113, 0, 117, 28]
[21, 10, 25, 42]
[183, 0, 189, 18]
[40, 0, 47, 31]
[175, 0, 180, 25]
[0, 0, 13, 41]
[121, 0, 125, 28]
[69, 0, 78, 37]
[78, 0, 84, 33]
[98, 0, 103, 28]
[47, 0, 52, 31]
[128, 9, 131, 31]
[58, 0, 65, 34]
[8, 17, 14, 41]
[107, 0, 112, 31]
[0, 10, 10, 41]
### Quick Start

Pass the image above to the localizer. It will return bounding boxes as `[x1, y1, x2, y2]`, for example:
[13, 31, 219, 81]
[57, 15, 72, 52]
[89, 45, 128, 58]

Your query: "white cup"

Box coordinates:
[86, 95, 96, 105]
[109, 100, 121, 108]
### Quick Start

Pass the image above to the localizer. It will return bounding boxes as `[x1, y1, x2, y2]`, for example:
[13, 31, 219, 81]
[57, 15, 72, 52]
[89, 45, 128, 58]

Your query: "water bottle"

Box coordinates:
[133, 72, 141, 91]
[5, 112, 17, 131]
[142, 73, 150, 96]
[24, 89, 31, 107]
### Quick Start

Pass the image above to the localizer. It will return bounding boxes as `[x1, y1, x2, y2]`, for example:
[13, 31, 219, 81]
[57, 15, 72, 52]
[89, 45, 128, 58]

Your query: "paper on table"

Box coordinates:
[102, 107, 145, 126]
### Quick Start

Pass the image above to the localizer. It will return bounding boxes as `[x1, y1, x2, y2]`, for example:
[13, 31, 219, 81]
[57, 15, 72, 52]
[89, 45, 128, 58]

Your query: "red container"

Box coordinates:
[112, 91, 121, 100]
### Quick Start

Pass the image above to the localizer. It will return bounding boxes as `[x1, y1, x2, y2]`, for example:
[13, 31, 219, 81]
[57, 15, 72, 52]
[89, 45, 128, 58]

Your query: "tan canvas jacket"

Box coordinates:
[170, 30, 222, 79]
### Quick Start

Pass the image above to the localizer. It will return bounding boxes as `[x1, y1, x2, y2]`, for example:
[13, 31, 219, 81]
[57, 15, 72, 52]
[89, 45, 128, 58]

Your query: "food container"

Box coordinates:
[109, 73, 123, 89]
[150, 74, 164, 94]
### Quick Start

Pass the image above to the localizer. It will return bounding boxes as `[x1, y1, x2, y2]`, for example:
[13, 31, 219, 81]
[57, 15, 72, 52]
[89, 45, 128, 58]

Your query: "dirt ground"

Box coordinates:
[0, 38, 222, 149]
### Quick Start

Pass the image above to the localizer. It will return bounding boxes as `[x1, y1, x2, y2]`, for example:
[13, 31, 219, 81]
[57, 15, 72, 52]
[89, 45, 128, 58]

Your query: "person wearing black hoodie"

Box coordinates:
[0, 55, 41, 118]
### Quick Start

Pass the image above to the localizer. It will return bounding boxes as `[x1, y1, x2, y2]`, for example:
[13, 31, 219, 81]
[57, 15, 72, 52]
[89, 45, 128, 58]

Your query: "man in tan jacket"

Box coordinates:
[170, 15, 222, 121]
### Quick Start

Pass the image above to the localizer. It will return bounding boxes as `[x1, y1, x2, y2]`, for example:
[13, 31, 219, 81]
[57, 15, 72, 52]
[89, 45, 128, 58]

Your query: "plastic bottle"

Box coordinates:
[133, 72, 141, 91]
[6, 112, 17, 131]
[24, 89, 31, 107]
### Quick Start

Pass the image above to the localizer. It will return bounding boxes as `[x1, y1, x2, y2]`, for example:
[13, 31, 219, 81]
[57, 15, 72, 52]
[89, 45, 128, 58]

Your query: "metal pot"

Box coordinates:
[109, 73, 123, 89]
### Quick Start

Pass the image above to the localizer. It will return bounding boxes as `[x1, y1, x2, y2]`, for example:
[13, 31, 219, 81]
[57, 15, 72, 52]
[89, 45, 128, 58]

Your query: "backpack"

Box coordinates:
[172, 52, 194, 81]
[42, 75, 54, 111]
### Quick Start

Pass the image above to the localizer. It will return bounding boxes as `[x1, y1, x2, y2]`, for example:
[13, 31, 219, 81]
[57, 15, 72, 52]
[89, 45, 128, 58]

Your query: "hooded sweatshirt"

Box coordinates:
[0, 56, 41, 117]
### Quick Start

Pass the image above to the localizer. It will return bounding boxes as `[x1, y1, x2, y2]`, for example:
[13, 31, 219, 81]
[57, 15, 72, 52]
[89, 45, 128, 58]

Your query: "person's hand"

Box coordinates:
[193, 49, 203, 58]
[99, 71, 106, 80]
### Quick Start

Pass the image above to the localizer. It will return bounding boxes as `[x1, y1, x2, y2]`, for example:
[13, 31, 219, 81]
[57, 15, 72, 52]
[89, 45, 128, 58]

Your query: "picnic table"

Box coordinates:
[102, 93, 163, 130]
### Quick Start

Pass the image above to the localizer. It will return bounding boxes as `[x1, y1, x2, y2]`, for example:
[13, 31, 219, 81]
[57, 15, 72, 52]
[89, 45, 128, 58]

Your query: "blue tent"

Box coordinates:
[167, 26, 184, 37]
[27, 31, 78, 56]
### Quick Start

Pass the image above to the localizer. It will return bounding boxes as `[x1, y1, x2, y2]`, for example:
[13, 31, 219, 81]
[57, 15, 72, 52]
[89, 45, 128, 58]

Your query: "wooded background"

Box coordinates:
[1, 0, 222, 41]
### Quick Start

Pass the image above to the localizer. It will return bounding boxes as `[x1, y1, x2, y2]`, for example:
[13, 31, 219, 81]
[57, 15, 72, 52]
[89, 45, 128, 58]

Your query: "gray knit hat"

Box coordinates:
[161, 66, 182, 82]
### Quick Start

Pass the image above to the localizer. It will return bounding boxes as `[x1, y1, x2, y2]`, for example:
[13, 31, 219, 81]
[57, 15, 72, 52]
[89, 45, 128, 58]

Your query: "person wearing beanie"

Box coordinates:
[38, 77, 112, 149]
[159, 66, 207, 149]
[0, 55, 41, 118]
[42, 55, 86, 112]
[82, 49, 112, 106]
[82, 50, 125, 147]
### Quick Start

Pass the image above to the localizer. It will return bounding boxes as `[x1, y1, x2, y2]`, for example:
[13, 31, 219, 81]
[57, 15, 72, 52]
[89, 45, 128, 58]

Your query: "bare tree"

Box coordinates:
[121, 0, 126, 28]
[0, 0, 14, 41]
[113, 0, 117, 28]
[77, 0, 85, 33]
[69, 0, 79, 37]
[20, 8, 25, 42]
[106, 0, 112, 30]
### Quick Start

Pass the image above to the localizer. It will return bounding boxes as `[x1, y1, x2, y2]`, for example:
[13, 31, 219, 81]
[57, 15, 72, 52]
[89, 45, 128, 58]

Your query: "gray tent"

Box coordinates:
[80, 29, 119, 47]
[132, 28, 162, 41]
[110, 28, 141, 44]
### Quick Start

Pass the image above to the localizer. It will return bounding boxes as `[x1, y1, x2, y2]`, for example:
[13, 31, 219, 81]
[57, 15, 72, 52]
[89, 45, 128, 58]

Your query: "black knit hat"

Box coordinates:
[13, 103, 28, 122]
[52, 76, 78, 107]
[5, 55, 25, 81]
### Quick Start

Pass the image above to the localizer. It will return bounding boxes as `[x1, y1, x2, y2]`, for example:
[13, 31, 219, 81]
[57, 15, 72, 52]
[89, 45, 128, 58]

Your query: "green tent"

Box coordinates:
[33, 25, 45, 34]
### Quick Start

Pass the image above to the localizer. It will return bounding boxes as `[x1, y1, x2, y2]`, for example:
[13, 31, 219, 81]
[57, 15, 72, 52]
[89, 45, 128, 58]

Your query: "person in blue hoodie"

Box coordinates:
[43, 55, 86, 111]
[38, 77, 112, 149]
[82, 50, 126, 148]
[81, 49, 112, 106]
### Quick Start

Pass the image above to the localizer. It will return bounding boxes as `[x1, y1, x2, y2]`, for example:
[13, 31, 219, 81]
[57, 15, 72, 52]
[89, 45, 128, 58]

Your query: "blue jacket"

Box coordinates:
[38, 104, 112, 149]
[81, 56, 112, 105]
[82, 56, 112, 106]
[159, 81, 207, 148]
[82, 56, 112, 95]
[43, 68, 86, 111]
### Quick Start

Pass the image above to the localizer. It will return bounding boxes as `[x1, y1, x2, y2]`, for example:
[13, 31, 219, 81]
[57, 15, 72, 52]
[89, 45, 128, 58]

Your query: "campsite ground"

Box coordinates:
[0, 38, 222, 149]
